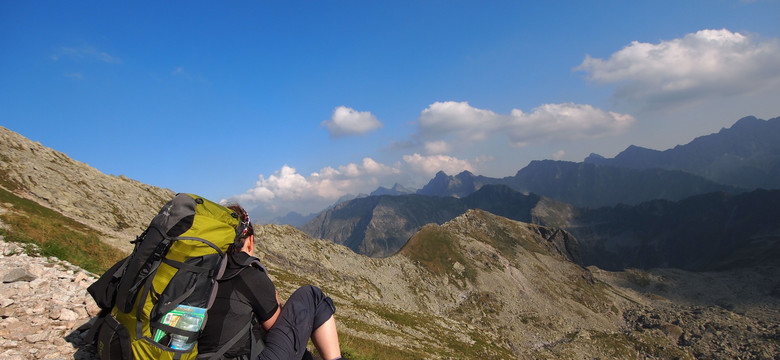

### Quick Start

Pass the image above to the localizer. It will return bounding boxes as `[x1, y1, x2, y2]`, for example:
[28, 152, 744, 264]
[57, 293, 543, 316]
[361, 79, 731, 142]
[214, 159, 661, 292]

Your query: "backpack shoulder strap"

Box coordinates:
[218, 255, 267, 281]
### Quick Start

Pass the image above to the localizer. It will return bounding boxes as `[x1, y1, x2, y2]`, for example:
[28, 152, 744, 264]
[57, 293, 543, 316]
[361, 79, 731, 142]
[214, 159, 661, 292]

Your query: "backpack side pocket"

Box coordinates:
[96, 313, 132, 360]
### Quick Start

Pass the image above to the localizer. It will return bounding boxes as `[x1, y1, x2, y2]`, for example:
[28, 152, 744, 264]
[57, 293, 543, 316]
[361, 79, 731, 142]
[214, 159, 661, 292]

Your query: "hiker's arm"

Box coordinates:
[244, 268, 280, 330]
[261, 290, 281, 330]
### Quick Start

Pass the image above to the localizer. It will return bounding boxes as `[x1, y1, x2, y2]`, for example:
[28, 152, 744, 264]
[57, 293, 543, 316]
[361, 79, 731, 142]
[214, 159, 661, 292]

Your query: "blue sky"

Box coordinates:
[2, 1, 780, 221]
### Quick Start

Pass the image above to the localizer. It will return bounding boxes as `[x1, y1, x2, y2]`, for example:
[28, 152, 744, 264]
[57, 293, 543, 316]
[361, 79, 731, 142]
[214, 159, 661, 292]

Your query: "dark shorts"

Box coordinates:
[259, 285, 336, 360]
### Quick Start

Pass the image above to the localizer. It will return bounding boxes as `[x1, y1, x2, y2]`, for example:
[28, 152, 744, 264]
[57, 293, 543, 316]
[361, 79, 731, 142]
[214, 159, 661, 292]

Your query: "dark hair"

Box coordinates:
[227, 204, 254, 255]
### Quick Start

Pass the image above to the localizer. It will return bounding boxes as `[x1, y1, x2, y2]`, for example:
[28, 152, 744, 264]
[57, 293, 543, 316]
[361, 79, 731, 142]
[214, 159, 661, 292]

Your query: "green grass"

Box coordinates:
[399, 226, 476, 284]
[0, 187, 127, 273]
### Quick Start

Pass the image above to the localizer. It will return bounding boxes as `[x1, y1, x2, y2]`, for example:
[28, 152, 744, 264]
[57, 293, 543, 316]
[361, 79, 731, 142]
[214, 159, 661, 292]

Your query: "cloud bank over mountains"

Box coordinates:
[229, 28, 780, 219]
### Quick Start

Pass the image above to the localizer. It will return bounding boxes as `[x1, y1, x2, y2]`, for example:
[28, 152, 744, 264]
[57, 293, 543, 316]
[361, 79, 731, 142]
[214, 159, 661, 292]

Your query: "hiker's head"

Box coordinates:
[227, 204, 254, 255]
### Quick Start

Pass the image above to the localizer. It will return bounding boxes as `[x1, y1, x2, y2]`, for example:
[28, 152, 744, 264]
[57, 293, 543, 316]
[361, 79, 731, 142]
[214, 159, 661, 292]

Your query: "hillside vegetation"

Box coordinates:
[0, 186, 124, 273]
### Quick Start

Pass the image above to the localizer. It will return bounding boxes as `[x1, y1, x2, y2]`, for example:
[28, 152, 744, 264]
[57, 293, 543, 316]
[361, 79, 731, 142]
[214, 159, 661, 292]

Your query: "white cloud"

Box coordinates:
[506, 103, 635, 146]
[322, 106, 383, 137]
[232, 158, 401, 206]
[236, 165, 312, 203]
[552, 150, 566, 160]
[418, 101, 500, 142]
[416, 101, 634, 148]
[360, 157, 398, 176]
[402, 153, 474, 177]
[52, 46, 121, 64]
[575, 29, 780, 107]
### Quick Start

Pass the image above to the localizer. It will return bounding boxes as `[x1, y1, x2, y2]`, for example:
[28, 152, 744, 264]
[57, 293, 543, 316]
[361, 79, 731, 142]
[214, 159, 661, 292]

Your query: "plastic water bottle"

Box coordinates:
[169, 314, 200, 350]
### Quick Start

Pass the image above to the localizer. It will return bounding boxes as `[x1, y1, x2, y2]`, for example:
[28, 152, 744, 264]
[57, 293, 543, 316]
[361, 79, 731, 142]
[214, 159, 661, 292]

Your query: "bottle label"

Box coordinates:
[153, 304, 206, 345]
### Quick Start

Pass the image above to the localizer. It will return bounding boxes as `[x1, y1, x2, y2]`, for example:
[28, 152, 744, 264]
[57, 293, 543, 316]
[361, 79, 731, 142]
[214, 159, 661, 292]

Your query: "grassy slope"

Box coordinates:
[0, 187, 127, 273]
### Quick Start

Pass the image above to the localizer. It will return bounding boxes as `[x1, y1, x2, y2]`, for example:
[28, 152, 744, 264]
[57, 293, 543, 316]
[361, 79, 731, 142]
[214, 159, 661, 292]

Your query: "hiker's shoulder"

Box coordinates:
[229, 253, 271, 280]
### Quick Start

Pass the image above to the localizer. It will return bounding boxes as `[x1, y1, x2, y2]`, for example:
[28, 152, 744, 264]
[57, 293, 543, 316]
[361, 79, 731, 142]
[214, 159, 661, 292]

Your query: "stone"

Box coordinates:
[0, 307, 16, 318]
[660, 323, 684, 343]
[1, 242, 22, 256]
[49, 305, 63, 319]
[85, 299, 101, 317]
[2, 267, 37, 283]
[0, 349, 26, 360]
[59, 308, 79, 321]
[0, 297, 15, 307]
[25, 331, 50, 343]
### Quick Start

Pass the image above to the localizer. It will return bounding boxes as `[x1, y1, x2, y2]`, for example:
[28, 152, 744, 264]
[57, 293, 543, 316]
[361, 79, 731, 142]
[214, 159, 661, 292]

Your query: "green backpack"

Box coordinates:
[88, 193, 253, 360]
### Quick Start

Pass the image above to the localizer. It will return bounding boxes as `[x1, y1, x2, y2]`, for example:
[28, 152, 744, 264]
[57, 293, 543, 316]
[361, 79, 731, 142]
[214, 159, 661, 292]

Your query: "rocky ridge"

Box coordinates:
[256, 211, 780, 358]
[0, 126, 174, 253]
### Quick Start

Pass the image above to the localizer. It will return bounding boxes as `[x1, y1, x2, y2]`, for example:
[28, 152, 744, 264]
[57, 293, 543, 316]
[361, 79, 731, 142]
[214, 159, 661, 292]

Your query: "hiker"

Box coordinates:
[198, 204, 343, 360]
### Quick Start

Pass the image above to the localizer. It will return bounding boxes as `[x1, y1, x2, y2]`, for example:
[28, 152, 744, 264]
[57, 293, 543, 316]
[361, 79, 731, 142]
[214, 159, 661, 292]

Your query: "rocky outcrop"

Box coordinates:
[0, 126, 174, 252]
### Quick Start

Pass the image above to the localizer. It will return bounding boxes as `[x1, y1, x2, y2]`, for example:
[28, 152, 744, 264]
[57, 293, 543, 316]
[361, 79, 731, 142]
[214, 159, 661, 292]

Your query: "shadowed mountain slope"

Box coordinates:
[506, 160, 739, 208]
[305, 182, 779, 273]
[569, 188, 780, 271]
[300, 194, 468, 257]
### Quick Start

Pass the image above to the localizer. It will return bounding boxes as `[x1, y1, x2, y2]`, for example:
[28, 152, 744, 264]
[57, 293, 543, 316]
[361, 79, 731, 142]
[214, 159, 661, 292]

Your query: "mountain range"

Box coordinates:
[302, 116, 780, 269]
[1, 121, 779, 358]
[417, 161, 738, 208]
[585, 115, 780, 190]
[415, 115, 778, 204]
[284, 115, 777, 229]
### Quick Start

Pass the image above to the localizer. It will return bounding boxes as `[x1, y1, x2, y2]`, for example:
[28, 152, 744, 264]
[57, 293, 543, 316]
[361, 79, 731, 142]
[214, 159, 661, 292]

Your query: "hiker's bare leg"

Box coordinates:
[312, 315, 341, 360]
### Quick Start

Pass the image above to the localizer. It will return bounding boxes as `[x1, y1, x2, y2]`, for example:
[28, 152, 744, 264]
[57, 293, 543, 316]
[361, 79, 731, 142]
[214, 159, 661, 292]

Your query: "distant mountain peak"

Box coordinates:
[417, 169, 480, 198]
[370, 183, 415, 196]
[730, 115, 760, 129]
[584, 153, 605, 162]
